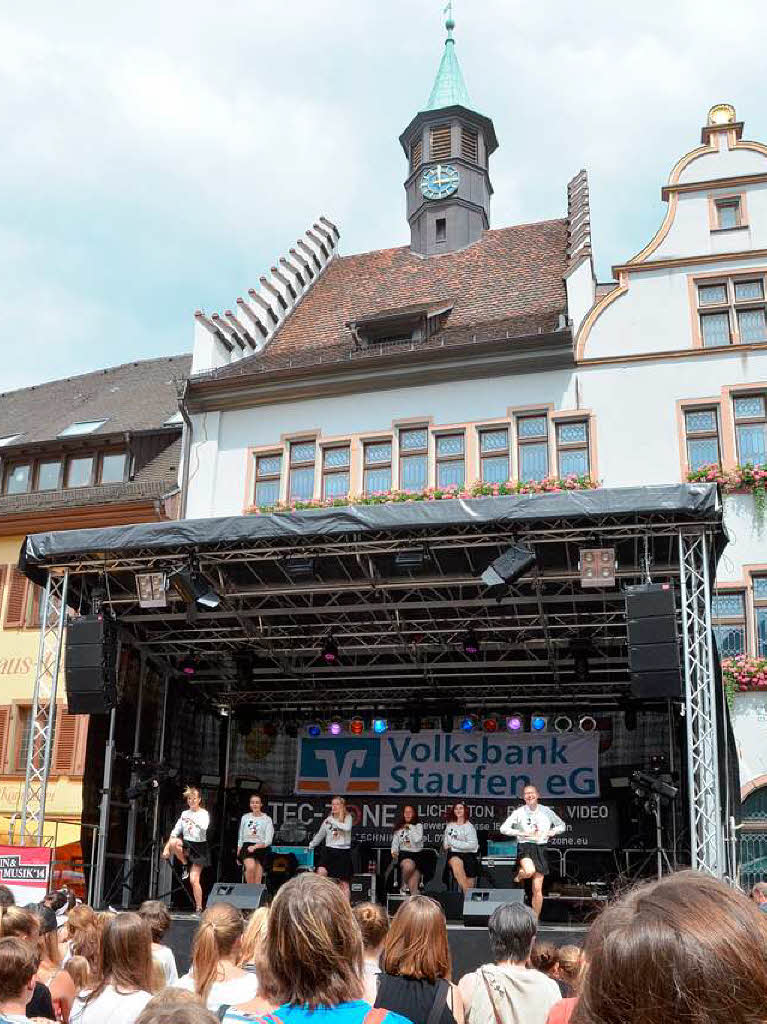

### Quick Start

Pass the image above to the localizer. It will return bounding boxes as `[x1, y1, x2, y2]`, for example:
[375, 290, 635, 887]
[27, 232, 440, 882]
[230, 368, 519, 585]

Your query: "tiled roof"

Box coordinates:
[0, 355, 191, 445]
[203, 220, 569, 380]
[0, 479, 174, 516]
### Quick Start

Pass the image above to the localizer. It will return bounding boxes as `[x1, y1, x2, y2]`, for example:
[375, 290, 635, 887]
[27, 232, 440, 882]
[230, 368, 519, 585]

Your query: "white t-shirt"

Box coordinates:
[309, 814, 353, 850]
[392, 823, 424, 855]
[443, 822, 479, 852]
[0, 1013, 29, 1023]
[238, 812, 274, 848]
[172, 807, 210, 843]
[153, 942, 178, 984]
[500, 805, 566, 846]
[175, 970, 260, 1012]
[70, 985, 152, 1024]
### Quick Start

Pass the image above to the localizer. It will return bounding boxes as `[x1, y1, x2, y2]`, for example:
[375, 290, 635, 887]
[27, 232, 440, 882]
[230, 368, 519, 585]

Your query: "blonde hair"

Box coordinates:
[353, 902, 389, 953]
[136, 987, 219, 1024]
[184, 786, 202, 803]
[382, 895, 451, 983]
[0, 937, 37, 1001]
[67, 904, 100, 977]
[239, 907, 269, 966]
[138, 900, 172, 943]
[64, 955, 90, 992]
[190, 903, 244, 1004]
[557, 944, 583, 986]
[38, 927, 62, 969]
[84, 912, 154, 1006]
[265, 873, 363, 1008]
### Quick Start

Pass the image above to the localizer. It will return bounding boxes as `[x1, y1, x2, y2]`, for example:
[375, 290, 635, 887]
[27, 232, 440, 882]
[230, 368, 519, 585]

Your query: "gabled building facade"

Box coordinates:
[181, 24, 767, 807]
[0, 354, 189, 850]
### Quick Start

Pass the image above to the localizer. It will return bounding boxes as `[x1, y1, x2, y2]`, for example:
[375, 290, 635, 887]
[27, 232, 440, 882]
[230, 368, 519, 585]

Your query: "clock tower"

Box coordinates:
[400, 12, 497, 255]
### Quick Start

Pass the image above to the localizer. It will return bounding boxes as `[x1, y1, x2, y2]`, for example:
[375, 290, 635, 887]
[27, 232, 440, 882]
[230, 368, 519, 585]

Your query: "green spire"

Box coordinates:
[425, 3, 471, 111]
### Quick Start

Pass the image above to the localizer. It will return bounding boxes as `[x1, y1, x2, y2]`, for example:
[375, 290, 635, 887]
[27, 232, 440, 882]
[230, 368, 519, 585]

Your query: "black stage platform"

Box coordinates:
[166, 913, 587, 980]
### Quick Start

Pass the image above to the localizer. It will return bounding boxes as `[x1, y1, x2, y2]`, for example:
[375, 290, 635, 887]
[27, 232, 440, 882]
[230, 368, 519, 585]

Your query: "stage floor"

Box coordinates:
[167, 913, 587, 980]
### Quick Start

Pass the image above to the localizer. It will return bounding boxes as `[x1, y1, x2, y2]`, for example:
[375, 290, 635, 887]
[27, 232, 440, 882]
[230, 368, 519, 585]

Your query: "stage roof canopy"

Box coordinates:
[20, 484, 724, 716]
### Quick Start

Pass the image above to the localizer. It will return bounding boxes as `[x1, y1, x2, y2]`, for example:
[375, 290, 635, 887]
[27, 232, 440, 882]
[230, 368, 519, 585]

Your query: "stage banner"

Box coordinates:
[0, 845, 52, 904]
[295, 730, 600, 799]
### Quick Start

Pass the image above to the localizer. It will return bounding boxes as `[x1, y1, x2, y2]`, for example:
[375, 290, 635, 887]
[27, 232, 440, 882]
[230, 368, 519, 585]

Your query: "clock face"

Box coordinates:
[420, 163, 460, 200]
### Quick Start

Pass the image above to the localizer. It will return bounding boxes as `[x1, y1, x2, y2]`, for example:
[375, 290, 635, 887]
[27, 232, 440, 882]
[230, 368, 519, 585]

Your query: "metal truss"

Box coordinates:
[679, 529, 725, 878]
[19, 571, 68, 845]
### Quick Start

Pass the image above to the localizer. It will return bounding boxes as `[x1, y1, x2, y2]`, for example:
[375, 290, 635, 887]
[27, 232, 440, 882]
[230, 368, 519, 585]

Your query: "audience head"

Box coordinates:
[530, 940, 559, 976]
[383, 895, 451, 983]
[488, 903, 538, 965]
[557, 945, 583, 988]
[85, 911, 154, 1004]
[67, 904, 100, 976]
[0, 886, 14, 910]
[0, 936, 37, 1005]
[265, 872, 363, 1009]
[135, 987, 218, 1024]
[574, 870, 767, 1024]
[35, 905, 62, 967]
[0, 905, 39, 943]
[751, 881, 767, 905]
[353, 902, 389, 957]
[64, 955, 90, 992]
[239, 906, 269, 967]
[191, 903, 244, 1003]
[138, 901, 172, 944]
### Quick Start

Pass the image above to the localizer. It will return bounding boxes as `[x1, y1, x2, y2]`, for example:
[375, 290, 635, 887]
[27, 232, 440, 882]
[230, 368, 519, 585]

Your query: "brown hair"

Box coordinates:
[0, 905, 38, 941]
[67, 904, 100, 977]
[84, 911, 154, 1006]
[530, 940, 559, 975]
[38, 926, 62, 969]
[64, 954, 91, 992]
[573, 870, 767, 1024]
[382, 895, 451, 983]
[265, 872, 363, 1008]
[0, 885, 14, 909]
[447, 803, 470, 823]
[239, 906, 269, 967]
[0, 936, 37, 1001]
[138, 901, 172, 943]
[190, 903, 244, 1004]
[135, 987, 219, 1023]
[394, 805, 420, 830]
[353, 902, 389, 953]
[557, 945, 582, 986]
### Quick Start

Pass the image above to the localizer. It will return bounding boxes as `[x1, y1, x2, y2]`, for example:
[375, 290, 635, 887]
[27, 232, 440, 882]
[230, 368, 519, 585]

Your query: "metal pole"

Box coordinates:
[93, 638, 121, 909]
[87, 825, 98, 907]
[122, 653, 147, 907]
[149, 673, 170, 899]
[699, 531, 726, 875]
[216, 711, 233, 883]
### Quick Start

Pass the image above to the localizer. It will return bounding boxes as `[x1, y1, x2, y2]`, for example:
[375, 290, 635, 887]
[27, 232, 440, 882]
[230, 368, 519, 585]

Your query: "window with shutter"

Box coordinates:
[0, 707, 10, 772]
[429, 124, 452, 161]
[53, 712, 80, 774]
[410, 139, 423, 172]
[461, 126, 478, 162]
[3, 568, 28, 629]
[0, 565, 6, 622]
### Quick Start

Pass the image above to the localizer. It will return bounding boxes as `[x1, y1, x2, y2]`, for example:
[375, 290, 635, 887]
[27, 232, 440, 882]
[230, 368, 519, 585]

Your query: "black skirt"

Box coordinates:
[397, 849, 430, 873]
[445, 850, 479, 879]
[238, 844, 269, 865]
[517, 841, 549, 875]
[317, 846, 354, 881]
[182, 840, 211, 867]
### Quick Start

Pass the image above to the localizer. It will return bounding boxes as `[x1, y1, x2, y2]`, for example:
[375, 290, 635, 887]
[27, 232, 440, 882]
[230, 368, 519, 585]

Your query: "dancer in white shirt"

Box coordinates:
[442, 801, 479, 894]
[500, 784, 566, 917]
[391, 804, 426, 894]
[309, 795, 353, 900]
[236, 793, 274, 886]
[162, 786, 210, 914]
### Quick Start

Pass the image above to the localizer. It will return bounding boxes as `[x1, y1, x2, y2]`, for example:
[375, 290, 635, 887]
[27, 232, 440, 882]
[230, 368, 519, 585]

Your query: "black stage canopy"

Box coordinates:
[19, 484, 725, 715]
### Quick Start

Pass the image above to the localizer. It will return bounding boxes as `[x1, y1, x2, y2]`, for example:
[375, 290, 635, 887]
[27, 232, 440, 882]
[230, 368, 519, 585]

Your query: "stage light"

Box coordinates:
[579, 548, 616, 589]
[168, 566, 220, 610]
[372, 718, 388, 734]
[531, 714, 547, 732]
[462, 630, 480, 657]
[328, 720, 342, 736]
[350, 717, 365, 735]
[321, 637, 339, 665]
[179, 655, 197, 677]
[482, 716, 498, 732]
[407, 713, 422, 734]
[553, 714, 573, 733]
[135, 572, 167, 608]
[284, 556, 316, 580]
[306, 723, 322, 738]
[506, 715, 523, 732]
[579, 715, 597, 732]
[460, 714, 477, 732]
[480, 543, 536, 598]
[394, 548, 428, 571]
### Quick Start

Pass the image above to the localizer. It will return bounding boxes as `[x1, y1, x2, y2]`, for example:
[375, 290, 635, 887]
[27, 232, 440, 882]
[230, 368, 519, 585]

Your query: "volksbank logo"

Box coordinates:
[297, 738, 381, 793]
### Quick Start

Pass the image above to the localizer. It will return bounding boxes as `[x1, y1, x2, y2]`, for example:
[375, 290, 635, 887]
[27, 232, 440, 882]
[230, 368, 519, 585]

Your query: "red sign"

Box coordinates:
[0, 845, 52, 904]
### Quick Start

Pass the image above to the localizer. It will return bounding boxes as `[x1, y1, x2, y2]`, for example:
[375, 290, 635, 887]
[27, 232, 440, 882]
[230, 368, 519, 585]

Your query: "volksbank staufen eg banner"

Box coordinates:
[295, 731, 600, 799]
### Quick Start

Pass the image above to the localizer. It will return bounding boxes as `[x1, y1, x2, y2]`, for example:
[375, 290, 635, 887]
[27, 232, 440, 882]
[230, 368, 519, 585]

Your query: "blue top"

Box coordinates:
[222, 1000, 412, 1024]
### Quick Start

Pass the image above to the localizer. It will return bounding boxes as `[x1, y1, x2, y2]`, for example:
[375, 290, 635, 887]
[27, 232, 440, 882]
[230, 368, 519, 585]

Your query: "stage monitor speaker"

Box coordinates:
[64, 614, 117, 714]
[625, 584, 682, 700]
[350, 873, 376, 906]
[207, 883, 266, 911]
[424, 889, 464, 923]
[463, 888, 525, 927]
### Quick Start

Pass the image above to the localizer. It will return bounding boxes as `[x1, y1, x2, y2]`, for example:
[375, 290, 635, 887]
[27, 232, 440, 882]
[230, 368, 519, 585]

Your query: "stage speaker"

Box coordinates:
[463, 888, 525, 927]
[626, 584, 682, 700]
[350, 873, 376, 906]
[64, 614, 117, 714]
[426, 889, 464, 923]
[207, 883, 266, 911]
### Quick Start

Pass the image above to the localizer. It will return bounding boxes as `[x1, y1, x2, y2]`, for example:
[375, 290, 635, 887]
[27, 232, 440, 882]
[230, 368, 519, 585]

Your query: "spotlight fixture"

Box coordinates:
[553, 714, 573, 733]
[394, 548, 429, 572]
[284, 556, 316, 580]
[480, 543, 536, 598]
[462, 629, 480, 657]
[506, 715, 523, 732]
[579, 548, 616, 589]
[168, 565, 220, 610]
[579, 715, 597, 732]
[530, 714, 547, 732]
[460, 714, 477, 732]
[372, 718, 388, 734]
[482, 716, 498, 733]
[179, 655, 197, 678]
[135, 572, 167, 609]
[321, 637, 339, 666]
[350, 717, 365, 735]
[306, 723, 322, 738]
[328, 722, 342, 736]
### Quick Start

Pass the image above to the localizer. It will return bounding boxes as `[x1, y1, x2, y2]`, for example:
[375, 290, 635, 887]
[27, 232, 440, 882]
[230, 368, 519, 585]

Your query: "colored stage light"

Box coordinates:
[462, 630, 480, 656]
[306, 723, 322, 737]
[506, 715, 523, 732]
[482, 717, 498, 732]
[372, 718, 388, 734]
[321, 637, 339, 665]
[579, 715, 597, 732]
[460, 715, 477, 732]
[179, 655, 197, 677]
[531, 715, 547, 731]
[328, 721, 342, 736]
[350, 717, 365, 735]
[553, 715, 573, 733]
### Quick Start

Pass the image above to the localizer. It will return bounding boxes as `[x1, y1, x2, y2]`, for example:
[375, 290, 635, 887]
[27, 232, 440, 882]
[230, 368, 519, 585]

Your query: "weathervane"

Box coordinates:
[443, 0, 455, 40]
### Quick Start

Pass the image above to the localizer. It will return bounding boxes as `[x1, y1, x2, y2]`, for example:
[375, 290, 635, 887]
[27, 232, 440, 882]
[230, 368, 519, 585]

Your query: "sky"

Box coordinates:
[1, 0, 766, 390]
